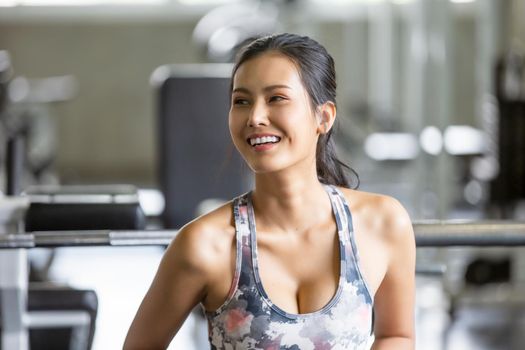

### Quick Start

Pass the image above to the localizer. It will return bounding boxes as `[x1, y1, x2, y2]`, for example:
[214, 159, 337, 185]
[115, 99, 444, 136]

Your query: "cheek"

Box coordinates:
[281, 109, 318, 141]
[228, 113, 244, 148]
[228, 108, 239, 131]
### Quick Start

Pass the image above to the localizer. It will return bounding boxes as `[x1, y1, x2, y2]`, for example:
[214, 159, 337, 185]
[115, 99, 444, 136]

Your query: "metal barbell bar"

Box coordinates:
[414, 220, 525, 246]
[1, 220, 525, 248]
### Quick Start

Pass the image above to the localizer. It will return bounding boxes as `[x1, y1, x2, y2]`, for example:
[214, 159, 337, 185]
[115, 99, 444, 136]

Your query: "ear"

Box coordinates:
[316, 101, 336, 135]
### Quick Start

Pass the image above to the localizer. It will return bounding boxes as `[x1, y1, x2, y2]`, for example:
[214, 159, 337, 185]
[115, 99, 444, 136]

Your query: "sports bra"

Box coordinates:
[202, 184, 374, 349]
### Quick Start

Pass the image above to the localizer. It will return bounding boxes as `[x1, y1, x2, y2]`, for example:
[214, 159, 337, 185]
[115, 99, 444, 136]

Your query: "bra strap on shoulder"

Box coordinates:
[233, 192, 252, 248]
[324, 184, 354, 235]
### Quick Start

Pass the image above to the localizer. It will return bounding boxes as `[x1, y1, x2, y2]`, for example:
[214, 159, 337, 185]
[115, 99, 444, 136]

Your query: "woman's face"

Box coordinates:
[229, 52, 321, 175]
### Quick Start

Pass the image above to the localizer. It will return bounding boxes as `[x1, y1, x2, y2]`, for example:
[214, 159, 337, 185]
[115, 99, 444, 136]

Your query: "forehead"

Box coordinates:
[232, 52, 304, 91]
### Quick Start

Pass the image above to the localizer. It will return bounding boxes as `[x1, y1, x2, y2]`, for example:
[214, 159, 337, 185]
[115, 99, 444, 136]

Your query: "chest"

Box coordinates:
[255, 225, 341, 315]
[256, 212, 389, 310]
[206, 224, 374, 349]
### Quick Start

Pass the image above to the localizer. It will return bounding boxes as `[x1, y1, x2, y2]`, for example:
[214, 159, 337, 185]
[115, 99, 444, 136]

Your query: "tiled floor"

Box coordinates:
[45, 246, 525, 350]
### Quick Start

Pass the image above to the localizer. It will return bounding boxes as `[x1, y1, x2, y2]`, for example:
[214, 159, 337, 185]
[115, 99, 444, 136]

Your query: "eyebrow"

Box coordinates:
[232, 84, 292, 94]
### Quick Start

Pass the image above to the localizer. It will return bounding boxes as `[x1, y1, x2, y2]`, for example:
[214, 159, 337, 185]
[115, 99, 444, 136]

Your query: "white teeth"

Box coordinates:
[249, 136, 280, 146]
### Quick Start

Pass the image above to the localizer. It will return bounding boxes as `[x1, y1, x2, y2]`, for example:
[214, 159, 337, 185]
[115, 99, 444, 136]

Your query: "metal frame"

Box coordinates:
[0, 249, 29, 350]
[26, 310, 92, 350]
[0, 250, 94, 350]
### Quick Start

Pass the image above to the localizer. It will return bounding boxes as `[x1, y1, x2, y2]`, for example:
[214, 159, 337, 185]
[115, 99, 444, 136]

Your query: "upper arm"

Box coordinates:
[123, 223, 214, 350]
[372, 196, 416, 343]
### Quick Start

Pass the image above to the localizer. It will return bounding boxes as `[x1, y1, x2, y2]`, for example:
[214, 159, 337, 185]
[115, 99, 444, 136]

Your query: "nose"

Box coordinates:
[247, 100, 269, 127]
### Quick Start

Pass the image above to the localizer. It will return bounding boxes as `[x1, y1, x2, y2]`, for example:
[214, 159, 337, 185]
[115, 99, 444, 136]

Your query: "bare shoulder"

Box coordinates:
[165, 200, 236, 279]
[337, 187, 414, 243]
[336, 189, 416, 343]
[337, 187, 415, 299]
[123, 201, 237, 348]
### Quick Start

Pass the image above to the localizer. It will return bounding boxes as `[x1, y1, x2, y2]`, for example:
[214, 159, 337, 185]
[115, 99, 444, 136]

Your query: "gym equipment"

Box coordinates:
[24, 185, 146, 231]
[0, 185, 145, 350]
[151, 64, 252, 229]
[490, 49, 525, 207]
[1, 220, 525, 248]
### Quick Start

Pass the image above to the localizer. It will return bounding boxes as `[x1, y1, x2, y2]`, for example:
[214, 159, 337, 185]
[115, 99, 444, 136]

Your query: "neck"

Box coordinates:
[251, 167, 333, 235]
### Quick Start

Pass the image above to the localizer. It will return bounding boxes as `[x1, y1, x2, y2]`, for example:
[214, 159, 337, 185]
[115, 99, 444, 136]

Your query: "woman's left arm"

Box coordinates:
[371, 197, 416, 350]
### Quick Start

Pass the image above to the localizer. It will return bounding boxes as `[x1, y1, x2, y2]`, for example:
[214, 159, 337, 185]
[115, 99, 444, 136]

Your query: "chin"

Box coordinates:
[246, 161, 284, 174]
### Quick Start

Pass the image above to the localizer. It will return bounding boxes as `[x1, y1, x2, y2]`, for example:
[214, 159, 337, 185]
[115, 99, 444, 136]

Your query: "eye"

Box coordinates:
[233, 98, 249, 106]
[269, 95, 286, 103]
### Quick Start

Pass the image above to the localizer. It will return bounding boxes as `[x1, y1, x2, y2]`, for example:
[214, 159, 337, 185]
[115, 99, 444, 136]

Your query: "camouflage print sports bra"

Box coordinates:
[202, 184, 374, 349]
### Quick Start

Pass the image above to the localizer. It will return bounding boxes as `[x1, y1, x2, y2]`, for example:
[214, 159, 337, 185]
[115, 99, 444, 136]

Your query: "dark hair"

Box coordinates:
[231, 33, 359, 189]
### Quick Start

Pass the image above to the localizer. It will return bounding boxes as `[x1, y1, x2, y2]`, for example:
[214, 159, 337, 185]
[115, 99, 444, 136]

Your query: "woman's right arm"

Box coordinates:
[123, 222, 214, 349]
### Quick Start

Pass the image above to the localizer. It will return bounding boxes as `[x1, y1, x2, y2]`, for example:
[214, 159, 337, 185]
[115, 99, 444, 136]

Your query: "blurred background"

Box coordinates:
[1, 0, 525, 349]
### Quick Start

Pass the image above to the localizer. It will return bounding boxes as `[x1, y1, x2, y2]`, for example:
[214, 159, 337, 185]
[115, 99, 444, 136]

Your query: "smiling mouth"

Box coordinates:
[247, 136, 281, 147]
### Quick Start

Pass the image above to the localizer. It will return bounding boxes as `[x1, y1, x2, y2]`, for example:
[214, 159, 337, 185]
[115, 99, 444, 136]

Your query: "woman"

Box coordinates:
[124, 33, 415, 349]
